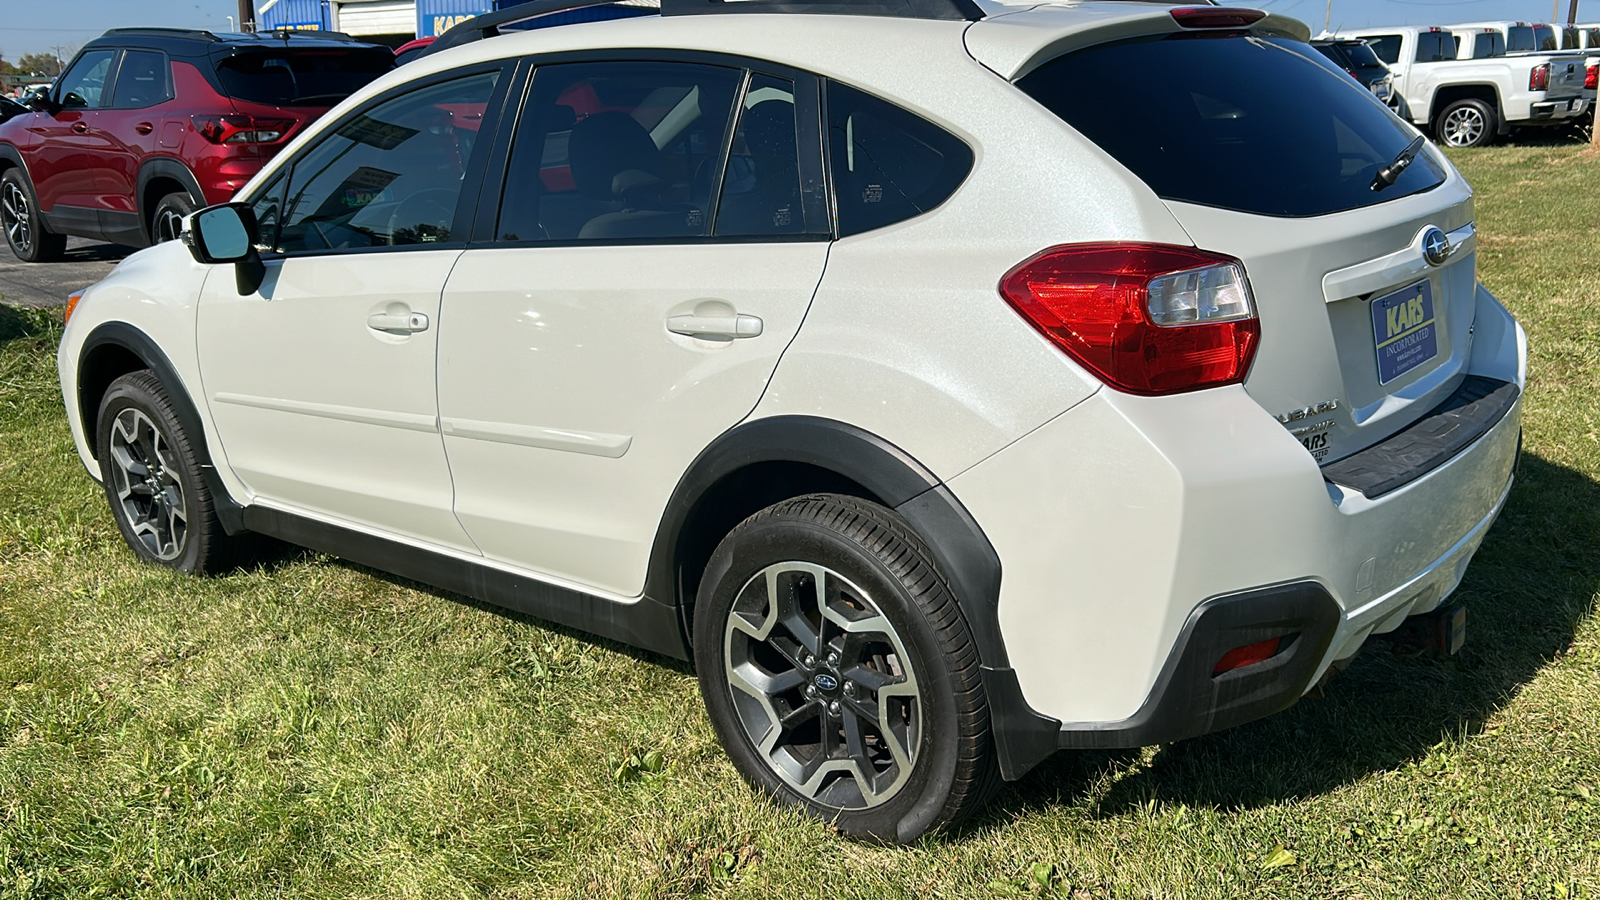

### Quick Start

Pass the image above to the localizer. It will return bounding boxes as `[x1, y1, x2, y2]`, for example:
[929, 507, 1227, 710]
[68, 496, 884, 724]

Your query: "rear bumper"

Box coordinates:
[948, 283, 1525, 774]
[1529, 97, 1589, 121]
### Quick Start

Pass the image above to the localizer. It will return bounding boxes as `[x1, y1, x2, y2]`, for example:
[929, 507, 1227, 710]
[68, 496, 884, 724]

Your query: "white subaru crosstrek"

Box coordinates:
[54, 0, 1526, 843]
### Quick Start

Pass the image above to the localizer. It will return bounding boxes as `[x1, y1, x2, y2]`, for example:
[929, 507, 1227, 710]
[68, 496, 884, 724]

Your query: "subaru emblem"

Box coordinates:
[813, 673, 838, 692]
[1422, 227, 1451, 266]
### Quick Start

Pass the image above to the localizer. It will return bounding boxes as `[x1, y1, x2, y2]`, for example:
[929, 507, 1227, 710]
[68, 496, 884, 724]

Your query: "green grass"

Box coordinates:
[3, 142, 1600, 900]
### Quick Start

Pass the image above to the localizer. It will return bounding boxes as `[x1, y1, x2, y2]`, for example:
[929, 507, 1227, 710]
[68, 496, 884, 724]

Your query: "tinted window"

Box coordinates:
[1339, 41, 1385, 68]
[248, 173, 287, 252]
[1468, 32, 1505, 59]
[274, 71, 498, 252]
[1414, 31, 1454, 62]
[1587, 28, 1600, 49]
[716, 74, 806, 237]
[497, 61, 741, 242]
[826, 82, 972, 237]
[1508, 26, 1537, 52]
[1019, 35, 1447, 218]
[56, 50, 116, 109]
[1365, 35, 1402, 64]
[215, 49, 393, 107]
[1535, 25, 1558, 51]
[1563, 27, 1581, 49]
[110, 50, 172, 108]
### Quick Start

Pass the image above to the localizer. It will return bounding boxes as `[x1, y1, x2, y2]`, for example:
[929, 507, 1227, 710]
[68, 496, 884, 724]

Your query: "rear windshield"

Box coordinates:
[1338, 41, 1385, 68]
[1507, 26, 1537, 52]
[1019, 34, 1446, 218]
[214, 49, 393, 106]
[1466, 31, 1506, 59]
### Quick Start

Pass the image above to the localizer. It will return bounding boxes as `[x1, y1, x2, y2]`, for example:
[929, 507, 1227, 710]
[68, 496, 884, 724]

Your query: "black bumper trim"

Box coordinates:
[1056, 581, 1341, 750]
[1321, 376, 1519, 500]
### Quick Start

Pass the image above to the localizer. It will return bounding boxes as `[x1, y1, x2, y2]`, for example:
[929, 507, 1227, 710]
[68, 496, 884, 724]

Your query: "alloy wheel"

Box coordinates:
[107, 408, 188, 561]
[154, 206, 185, 243]
[1, 181, 32, 254]
[1442, 108, 1485, 147]
[722, 561, 921, 810]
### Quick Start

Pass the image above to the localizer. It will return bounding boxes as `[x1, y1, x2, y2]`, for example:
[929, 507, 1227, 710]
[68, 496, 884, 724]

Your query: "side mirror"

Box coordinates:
[184, 202, 266, 295]
[25, 90, 54, 113]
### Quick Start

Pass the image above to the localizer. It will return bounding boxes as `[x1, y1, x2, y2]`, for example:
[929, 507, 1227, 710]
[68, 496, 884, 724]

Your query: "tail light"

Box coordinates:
[192, 115, 294, 144]
[1586, 64, 1597, 90]
[999, 243, 1261, 396]
[1530, 63, 1550, 91]
[1169, 7, 1267, 28]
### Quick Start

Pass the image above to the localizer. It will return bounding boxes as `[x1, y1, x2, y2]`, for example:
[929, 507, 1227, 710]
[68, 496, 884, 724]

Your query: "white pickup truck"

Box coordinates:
[1333, 25, 1590, 147]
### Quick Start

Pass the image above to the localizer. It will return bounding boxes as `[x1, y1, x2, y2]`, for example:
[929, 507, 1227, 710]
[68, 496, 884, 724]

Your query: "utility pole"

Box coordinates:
[1567, 0, 1579, 25]
[237, 0, 256, 32]
[1324, 0, 1333, 34]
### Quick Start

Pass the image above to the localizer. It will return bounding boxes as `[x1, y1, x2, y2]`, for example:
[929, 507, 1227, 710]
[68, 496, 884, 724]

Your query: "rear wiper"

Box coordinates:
[1371, 135, 1427, 191]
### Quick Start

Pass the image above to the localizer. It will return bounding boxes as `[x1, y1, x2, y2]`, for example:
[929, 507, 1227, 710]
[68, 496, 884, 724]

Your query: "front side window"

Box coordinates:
[497, 60, 741, 242]
[826, 82, 973, 238]
[272, 70, 499, 253]
[56, 50, 117, 109]
[1019, 34, 1447, 218]
[1364, 35, 1402, 65]
[110, 50, 172, 108]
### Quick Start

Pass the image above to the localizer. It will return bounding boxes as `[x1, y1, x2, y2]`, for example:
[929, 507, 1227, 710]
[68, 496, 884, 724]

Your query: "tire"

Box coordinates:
[0, 168, 67, 262]
[693, 493, 999, 843]
[149, 191, 196, 245]
[1434, 98, 1497, 149]
[95, 371, 247, 574]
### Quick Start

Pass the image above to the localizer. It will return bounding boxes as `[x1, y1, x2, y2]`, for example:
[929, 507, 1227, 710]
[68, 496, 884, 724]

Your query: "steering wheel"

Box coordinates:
[387, 188, 459, 245]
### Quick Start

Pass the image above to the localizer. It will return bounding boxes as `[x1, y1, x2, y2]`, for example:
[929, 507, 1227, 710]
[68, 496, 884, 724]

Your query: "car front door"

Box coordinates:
[436, 59, 832, 596]
[196, 65, 509, 553]
[24, 49, 117, 224]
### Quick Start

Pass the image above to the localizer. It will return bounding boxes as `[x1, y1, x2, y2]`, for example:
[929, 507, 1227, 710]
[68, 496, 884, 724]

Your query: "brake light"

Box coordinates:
[1169, 7, 1266, 28]
[192, 115, 293, 144]
[1213, 637, 1285, 676]
[1586, 63, 1597, 90]
[1530, 62, 1550, 91]
[998, 244, 1260, 396]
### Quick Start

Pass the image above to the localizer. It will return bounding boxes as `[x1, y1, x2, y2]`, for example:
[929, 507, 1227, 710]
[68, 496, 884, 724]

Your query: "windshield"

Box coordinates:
[1019, 33, 1447, 218]
[215, 48, 393, 107]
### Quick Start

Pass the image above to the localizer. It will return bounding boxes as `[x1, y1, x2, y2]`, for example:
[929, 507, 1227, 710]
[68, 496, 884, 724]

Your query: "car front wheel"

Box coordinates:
[0, 169, 67, 262]
[95, 371, 247, 574]
[693, 494, 998, 843]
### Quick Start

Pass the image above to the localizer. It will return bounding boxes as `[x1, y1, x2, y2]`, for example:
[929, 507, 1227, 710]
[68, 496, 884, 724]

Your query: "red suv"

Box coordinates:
[0, 28, 393, 262]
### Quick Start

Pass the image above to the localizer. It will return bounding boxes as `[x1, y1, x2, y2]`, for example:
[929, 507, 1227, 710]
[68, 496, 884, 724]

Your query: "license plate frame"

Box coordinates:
[1370, 279, 1439, 385]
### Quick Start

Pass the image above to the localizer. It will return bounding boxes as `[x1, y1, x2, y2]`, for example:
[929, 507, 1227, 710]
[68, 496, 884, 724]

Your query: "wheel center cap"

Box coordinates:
[812, 672, 839, 694]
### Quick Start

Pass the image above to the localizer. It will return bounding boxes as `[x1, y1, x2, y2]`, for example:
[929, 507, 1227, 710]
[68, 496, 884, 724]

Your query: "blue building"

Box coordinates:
[256, 0, 655, 46]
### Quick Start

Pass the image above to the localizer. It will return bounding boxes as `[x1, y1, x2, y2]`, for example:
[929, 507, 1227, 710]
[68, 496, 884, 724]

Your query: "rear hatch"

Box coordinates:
[209, 43, 394, 135]
[971, 8, 1478, 465]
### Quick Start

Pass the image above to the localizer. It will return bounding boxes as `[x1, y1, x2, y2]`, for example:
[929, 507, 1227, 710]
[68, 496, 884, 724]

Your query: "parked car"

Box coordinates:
[58, 0, 1525, 843]
[1311, 38, 1401, 110]
[0, 95, 28, 126]
[1556, 22, 1600, 113]
[1336, 25, 1589, 146]
[0, 28, 393, 262]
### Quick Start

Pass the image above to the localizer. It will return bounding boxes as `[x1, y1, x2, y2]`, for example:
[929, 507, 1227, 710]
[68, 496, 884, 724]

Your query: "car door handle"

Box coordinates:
[665, 313, 763, 339]
[72, 121, 88, 133]
[367, 312, 429, 334]
[135, 122, 154, 135]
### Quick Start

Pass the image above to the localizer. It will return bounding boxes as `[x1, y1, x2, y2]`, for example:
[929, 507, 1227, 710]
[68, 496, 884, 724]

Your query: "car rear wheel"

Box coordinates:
[95, 371, 248, 574]
[1, 169, 67, 262]
[1435, 99, 1496, 149]
[150, 191, 196, 244]
[693, 494, 998, 843]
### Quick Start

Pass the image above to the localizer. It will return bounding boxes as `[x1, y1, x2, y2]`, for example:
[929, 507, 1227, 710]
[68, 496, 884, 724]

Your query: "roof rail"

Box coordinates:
[100, 27, 221, 41]
[423, 0, 656, 58]
[659, 0, 983, 20]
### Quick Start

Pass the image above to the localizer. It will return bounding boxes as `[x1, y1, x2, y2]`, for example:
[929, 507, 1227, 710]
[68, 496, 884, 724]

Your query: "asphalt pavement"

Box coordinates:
[0, 239, 131, 309]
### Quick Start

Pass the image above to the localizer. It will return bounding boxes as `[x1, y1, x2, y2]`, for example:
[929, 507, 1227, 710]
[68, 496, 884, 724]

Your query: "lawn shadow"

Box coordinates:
[972, 452, 1599, 827]
[0, 302, 52, 347]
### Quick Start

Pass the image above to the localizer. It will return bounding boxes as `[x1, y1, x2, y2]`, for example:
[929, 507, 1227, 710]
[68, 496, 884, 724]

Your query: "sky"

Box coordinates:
[0, 0, 1593, 59]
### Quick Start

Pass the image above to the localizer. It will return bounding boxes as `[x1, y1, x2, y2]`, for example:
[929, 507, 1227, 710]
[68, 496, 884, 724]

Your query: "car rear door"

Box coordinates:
[435, 57, 831, 597]
[197, 65, 509, 552]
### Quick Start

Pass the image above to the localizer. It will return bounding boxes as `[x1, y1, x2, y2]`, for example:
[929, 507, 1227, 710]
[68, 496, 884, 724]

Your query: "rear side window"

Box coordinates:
[1414, 31, 1455, 62]
[110, 50, 172, 108]
[1019, 34, 1447, 218]
[1364, 35, 1401, 64]
[826, 82, 972, 237]
[214, 49, 393, 107]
